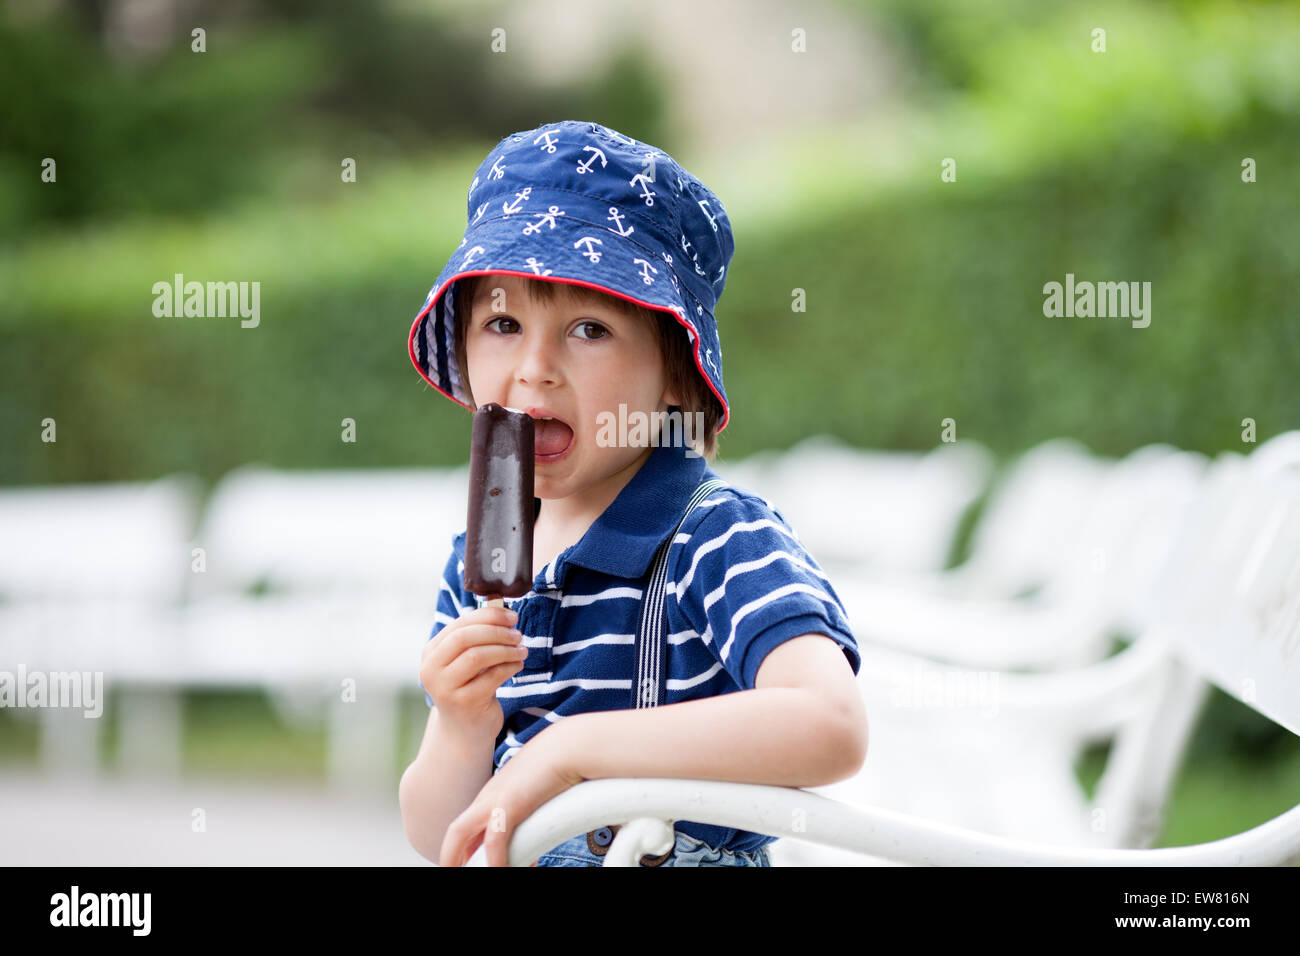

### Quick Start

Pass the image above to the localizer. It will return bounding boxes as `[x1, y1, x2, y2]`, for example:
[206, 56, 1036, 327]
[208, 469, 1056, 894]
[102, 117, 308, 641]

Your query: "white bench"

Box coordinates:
[181, 463, 469, 790]
[0, 474, 197, 777]
[0, 464, 468, 790]
[715, 435, 993, 574]
[479, 433, 1300, 866]
[833, 441, 1209, 671]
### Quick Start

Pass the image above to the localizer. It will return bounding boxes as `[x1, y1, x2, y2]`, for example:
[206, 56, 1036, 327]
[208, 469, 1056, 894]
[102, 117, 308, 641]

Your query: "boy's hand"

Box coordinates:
[420, 602, 529, 743]
[440, 719, 588, 868]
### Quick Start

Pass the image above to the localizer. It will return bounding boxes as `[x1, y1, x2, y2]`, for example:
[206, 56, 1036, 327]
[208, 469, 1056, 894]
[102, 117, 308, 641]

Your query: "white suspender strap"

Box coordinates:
[632, 476, 729, 709]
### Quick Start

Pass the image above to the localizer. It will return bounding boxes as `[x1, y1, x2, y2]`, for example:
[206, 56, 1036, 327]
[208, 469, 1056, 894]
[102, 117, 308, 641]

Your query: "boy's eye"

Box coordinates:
[485, 316, 520, 334]
[574, 321, 609, 340]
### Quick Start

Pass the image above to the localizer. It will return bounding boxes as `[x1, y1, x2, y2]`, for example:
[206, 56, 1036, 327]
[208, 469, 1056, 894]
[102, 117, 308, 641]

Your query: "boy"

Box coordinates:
[399, 120, 866, 867]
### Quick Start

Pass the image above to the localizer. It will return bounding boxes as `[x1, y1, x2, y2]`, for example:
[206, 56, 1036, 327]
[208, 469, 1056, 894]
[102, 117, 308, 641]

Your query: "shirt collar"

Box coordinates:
[553, 439, 709, 582]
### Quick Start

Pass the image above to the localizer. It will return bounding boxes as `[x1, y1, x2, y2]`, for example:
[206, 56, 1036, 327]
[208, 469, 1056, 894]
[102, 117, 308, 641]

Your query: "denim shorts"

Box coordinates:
[533, 824, 772, 867]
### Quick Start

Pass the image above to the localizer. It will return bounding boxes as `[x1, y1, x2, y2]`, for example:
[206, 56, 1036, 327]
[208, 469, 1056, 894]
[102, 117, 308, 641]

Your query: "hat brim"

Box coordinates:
[407, 209, 730, 432]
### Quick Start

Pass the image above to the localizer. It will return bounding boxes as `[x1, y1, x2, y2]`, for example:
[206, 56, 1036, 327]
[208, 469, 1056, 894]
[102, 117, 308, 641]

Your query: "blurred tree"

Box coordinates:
[0, 0, 669, 233]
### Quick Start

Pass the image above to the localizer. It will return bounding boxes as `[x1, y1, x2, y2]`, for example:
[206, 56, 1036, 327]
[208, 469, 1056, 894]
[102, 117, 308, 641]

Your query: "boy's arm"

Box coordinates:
[401, 532, 501, 863]
[560, 633, 867, 788]
[399, 707, 498, 863]
[583, 489, 866, 790]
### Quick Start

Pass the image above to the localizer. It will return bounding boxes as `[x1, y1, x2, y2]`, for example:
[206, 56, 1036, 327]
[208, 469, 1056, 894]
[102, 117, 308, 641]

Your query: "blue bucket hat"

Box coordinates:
[406, 119, 734, 432]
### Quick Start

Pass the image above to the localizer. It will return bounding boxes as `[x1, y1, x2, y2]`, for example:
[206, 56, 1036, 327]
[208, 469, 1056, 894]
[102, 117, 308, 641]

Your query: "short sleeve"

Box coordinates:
[672, 492, 861, 691]
[423, 532, 472, 707]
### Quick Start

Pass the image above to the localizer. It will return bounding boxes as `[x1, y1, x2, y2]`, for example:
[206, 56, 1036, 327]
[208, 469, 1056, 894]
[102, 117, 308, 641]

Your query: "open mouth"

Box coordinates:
[530, 413, 575, 460]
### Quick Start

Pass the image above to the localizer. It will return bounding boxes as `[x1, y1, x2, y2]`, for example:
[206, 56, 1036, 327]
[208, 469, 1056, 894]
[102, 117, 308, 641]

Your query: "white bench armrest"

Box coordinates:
[506, 778, 1300, 867]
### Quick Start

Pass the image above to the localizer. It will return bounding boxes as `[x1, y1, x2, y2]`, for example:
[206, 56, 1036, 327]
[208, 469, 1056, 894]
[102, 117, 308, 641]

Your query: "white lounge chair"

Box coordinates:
[834, 442, 1209, 671]
[715, 434, 994, 574]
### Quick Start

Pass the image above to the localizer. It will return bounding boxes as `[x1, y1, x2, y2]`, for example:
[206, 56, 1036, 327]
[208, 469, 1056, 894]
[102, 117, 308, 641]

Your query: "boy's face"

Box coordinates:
[464, 275, 680, 502]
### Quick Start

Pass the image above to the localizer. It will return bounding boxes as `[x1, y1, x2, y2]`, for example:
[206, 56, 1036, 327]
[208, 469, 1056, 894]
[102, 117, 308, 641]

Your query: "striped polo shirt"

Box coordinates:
[424, 438, 861, 854]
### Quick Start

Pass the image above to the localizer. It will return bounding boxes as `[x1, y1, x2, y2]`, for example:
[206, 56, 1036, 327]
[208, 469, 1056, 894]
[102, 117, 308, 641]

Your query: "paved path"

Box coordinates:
[0, 770, 428, 866]
[0, 770, 910, 866]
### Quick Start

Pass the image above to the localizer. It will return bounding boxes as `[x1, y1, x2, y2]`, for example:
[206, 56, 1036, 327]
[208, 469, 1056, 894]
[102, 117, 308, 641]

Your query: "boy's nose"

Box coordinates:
[514, 339, 562, 387]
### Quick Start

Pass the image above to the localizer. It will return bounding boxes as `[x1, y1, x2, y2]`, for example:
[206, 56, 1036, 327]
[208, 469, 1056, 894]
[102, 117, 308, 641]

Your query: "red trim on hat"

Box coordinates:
[406, 270, 730, 432]
[406, 279, 476, 413]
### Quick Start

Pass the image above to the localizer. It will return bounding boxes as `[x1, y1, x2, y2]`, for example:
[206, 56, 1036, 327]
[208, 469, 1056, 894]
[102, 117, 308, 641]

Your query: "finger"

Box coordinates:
[442, 644, 529, 692]
[466, 830, 487, 867]
[440, 820, 468, 868]
[431, 623, 524, 672]
[484, 825, 509, 868]
[428, 624, 525, 686]
[448, 827, 485, 868]
[465, 605, 520, 628]
[424, 659, 522, 711]
[460, 659, 527, 697]
[424, 607, 518, 657]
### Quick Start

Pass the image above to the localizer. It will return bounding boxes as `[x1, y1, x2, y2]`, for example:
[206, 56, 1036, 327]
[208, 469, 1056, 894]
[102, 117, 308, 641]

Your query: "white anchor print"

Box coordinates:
[522, 205, 566, 235]
[697, 199, 718, 231]
[502, 186, 532, 215]
[715, 264, 725, 285]
[460, 245, 486, 269]
[469, 175, 480, 194]
[524, 256, 552, 276]
[471, 201, 490, 224]
[574, 236, 604, 263]
[629, 170, 656, 206]
[680, 231, 693, 256]
[607, 129, 638, 146]
[577, 146, 607, 174]
[534, 130, 559, 153]
[606, 207, 634, 237]
[693, 254, 707, 277]
[632, 257, 658, 285]
[489, 157, 506, 180]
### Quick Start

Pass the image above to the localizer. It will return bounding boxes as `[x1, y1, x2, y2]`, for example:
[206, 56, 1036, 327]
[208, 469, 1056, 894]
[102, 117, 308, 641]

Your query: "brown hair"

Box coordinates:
[452, 275, 724, 462]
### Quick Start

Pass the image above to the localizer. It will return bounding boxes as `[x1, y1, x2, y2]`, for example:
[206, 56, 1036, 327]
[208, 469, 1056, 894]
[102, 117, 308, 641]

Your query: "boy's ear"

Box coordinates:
[660, 385, 681, 408]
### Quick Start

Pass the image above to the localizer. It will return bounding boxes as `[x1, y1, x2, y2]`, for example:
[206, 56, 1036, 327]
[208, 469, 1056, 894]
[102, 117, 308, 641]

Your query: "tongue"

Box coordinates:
[534, 419, 574, 456]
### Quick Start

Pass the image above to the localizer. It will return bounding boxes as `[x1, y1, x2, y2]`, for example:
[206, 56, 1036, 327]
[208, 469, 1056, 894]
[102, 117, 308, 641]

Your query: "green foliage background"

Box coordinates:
[2, 1, 1294, 485]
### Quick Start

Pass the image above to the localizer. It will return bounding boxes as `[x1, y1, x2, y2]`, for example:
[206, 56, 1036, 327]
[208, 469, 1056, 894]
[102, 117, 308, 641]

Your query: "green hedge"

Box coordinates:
[3, 0, 1296, 484]
[3, 105, 1295, 485]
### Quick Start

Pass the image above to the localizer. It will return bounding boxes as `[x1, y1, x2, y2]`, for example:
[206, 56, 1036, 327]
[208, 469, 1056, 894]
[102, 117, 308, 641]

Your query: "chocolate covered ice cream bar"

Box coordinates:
[465, 403, 535, 603]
